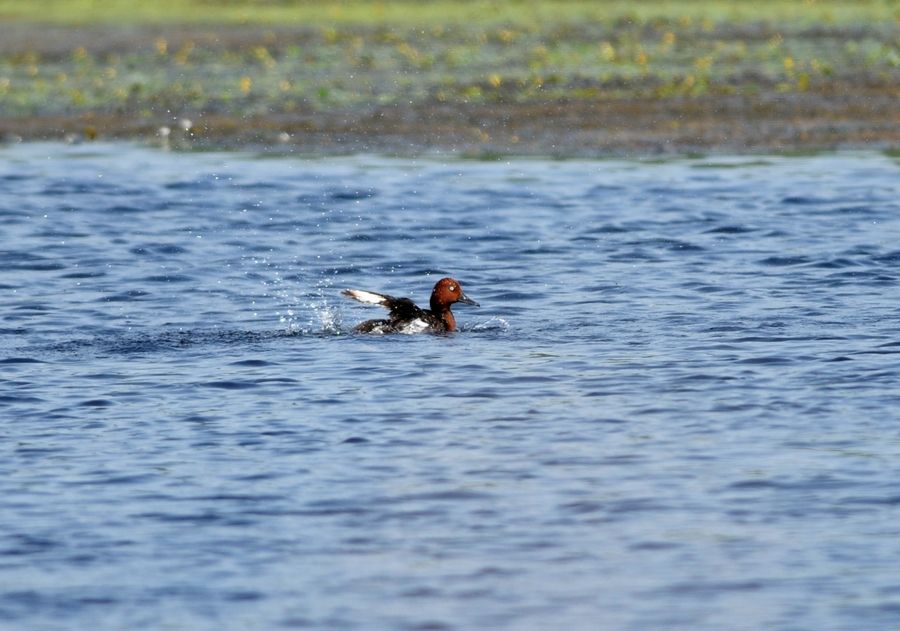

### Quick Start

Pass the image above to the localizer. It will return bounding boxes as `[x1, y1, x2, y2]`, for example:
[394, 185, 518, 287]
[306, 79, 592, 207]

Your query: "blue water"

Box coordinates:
[2, 142, 900, 630]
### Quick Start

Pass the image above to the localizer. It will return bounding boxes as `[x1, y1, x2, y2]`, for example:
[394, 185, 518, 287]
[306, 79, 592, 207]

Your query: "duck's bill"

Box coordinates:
[459, 292, 479, 307]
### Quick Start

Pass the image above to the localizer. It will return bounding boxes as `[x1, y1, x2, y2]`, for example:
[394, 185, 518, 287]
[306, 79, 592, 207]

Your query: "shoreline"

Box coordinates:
[3, 90, 898, 158]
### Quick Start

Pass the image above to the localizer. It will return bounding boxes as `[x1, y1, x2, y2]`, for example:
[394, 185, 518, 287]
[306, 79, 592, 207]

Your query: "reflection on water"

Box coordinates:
[2, 143, 900, 630]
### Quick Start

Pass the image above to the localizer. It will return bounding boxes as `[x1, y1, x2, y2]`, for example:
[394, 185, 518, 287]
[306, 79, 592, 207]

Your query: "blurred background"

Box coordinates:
[1, 0, 898, 155]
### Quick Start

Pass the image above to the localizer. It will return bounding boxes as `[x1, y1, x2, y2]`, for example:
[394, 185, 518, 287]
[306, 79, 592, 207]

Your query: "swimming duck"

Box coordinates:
[342, 277, 478, 334]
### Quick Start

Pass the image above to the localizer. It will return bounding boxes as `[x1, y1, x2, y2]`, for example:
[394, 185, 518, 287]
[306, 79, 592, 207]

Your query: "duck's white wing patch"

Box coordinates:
[398, 318, 430, 334]
[342, 289, 389, 307]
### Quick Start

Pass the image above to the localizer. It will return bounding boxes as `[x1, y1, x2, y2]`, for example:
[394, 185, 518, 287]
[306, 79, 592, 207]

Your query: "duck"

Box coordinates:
[342, 277, 478, 334]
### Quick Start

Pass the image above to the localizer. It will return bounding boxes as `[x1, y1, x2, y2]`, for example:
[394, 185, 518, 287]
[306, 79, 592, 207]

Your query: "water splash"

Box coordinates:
[278, 308, 302, 334]
[311, 300, 343, 335]
[469, 316, 510, 332]
[302, 271, 343, 335]
[269, 268, 346, 335]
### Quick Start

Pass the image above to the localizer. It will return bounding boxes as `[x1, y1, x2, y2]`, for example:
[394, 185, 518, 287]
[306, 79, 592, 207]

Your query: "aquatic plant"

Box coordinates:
[0, 0, 896, 151]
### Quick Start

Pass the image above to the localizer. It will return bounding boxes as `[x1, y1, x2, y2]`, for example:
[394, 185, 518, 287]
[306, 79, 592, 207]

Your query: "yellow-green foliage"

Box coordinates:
[0, 0, 896, 26]
[0, 0, 897, 117]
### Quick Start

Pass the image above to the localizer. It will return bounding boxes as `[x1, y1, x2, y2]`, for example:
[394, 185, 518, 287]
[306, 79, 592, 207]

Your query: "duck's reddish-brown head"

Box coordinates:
[430, 277, 478, 310]
[430, 278, 478, 331]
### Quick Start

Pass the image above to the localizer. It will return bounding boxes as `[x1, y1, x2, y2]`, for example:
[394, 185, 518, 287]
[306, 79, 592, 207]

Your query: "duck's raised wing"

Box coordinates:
[342, 289, 393, 307]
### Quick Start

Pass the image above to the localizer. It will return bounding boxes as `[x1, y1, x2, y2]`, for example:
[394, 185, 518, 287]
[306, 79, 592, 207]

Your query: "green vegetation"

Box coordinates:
[1, 0, 897, 26]
[0, 1, 897, 153]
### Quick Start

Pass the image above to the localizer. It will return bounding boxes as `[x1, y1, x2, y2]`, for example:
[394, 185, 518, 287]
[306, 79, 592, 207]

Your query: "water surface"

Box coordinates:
[2, 143, 900, 630]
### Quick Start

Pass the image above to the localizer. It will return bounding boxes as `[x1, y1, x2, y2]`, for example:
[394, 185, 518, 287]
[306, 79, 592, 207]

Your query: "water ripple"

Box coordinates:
[2, 144, 899, 631]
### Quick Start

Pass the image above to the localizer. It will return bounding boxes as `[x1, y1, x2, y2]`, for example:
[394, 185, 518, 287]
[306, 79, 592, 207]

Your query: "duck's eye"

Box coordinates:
[449, 285, 456, 291]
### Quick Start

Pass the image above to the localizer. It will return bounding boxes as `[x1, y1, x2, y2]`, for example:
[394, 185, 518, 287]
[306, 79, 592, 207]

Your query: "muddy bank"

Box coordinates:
[3, 88, 898, 157]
